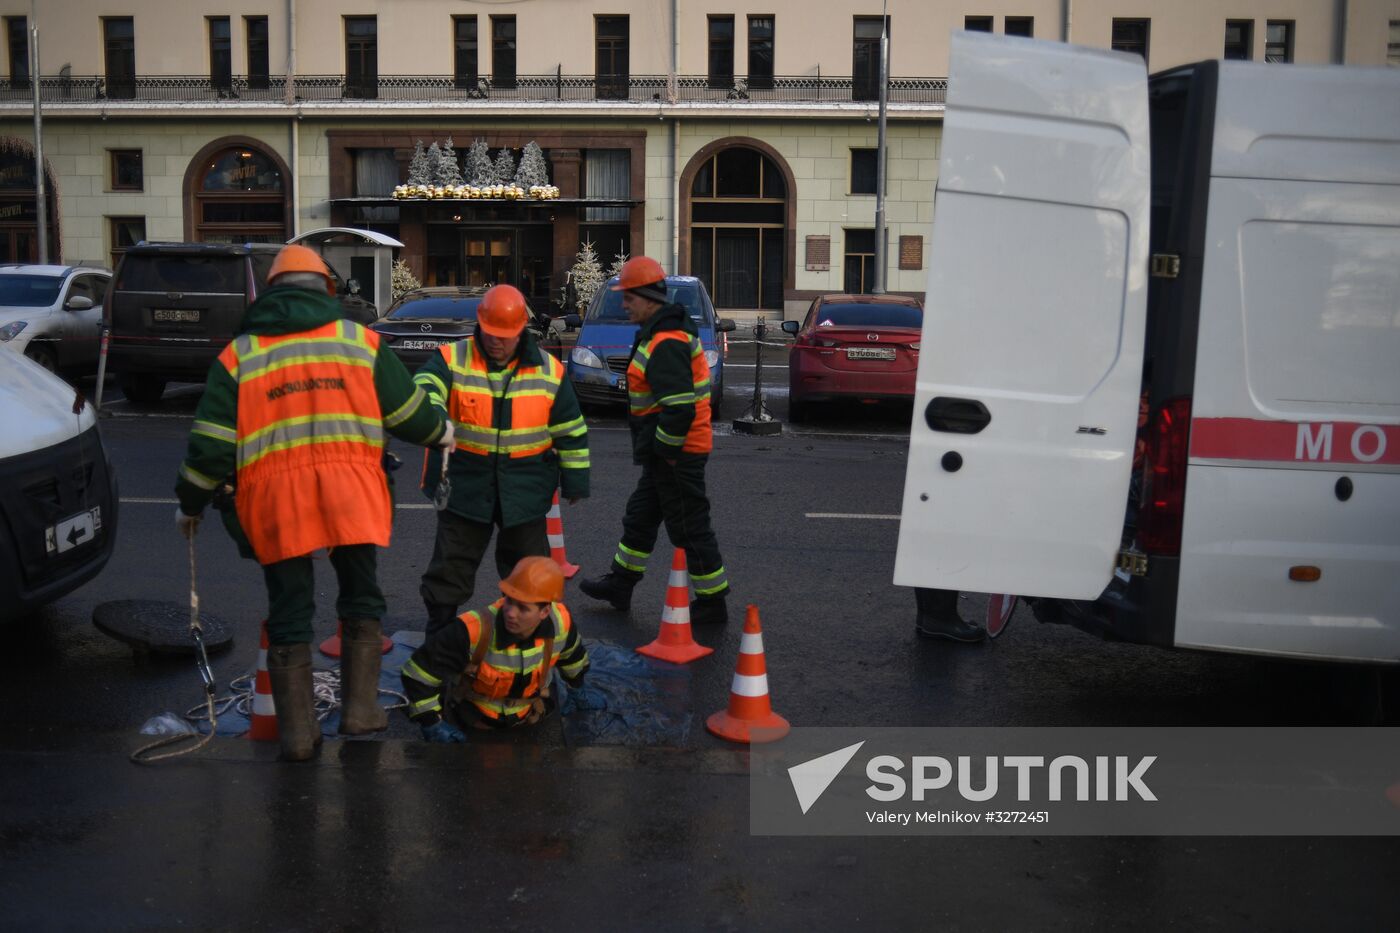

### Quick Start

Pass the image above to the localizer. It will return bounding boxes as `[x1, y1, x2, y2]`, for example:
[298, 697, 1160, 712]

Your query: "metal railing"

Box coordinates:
[0, 72, 946, 105]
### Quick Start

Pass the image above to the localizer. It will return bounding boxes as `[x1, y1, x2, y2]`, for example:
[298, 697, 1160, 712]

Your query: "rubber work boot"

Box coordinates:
[914, 588, 986, 642]
[339, 618, 389, 734]
[266, 643, 322, 761]
[690, 594, 729, 625]
[424, 601, 459, 637]
[579, 570, 640, 611]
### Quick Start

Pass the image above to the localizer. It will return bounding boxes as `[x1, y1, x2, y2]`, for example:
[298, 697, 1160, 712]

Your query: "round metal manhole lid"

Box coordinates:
[93, 600, 235, 656]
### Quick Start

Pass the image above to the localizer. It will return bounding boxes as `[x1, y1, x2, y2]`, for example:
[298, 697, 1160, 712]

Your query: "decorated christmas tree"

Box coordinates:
[425, 142, 444, 187]
[492, 148, 517, 186]
[391, 259, 421, 301]
[607, 250, 629, 281]
[407, 139, 430, 185]
[465, 138, 493, 186]
[514, 141, 550, 189]
[435, 137, 463, 186]
[568, 239, 605, 313]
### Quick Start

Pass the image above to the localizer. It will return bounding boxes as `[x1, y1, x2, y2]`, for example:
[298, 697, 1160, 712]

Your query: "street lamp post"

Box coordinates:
[30, 0, 47, 263]
[872, 0, 889, 294]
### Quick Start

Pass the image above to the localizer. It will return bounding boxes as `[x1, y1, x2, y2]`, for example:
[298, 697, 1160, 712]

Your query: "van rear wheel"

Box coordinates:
[120, 374, 167, 404]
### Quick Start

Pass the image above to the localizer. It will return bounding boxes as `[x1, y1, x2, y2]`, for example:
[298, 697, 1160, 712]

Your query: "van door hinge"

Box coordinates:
[1150, 254, 1180, 279]
[1116, 548, 1148, 577]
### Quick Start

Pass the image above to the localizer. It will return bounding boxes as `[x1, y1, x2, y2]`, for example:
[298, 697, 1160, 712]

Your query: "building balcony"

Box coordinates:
[0, 72, 947, 110]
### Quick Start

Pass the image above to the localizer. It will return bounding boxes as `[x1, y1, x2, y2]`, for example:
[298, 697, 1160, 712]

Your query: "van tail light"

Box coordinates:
[1137, 397, 1192, 556]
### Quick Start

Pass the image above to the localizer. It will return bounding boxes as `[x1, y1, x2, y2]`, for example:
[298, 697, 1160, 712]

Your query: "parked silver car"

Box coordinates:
[0, 263, 112, 377]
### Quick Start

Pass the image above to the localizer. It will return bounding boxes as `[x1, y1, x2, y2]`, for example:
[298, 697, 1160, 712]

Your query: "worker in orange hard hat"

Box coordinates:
[412, 283, 590, 637]
[401, 556, 590, 740]
[175, 242, 453, 762]
[579, 255, 731, 625]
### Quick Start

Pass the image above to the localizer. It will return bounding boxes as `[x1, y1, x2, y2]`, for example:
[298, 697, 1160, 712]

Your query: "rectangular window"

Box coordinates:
[208, 17, 231, 91]
[1004, 17, 1034, 38]
[1266, 21, 1294, 63]
[708, 15, 734, 88]
[964, 16, 993, 33]
[1390, 21, 1400, 66]
[584, 149, 630, 222]
[492, 15, 517, 89]
[850, 148, 877, 195]
[1111, 18, 1149, 60]
[453, 16, 478, 89]
[109, 216, 145, 271]
[5, 17, 27, 89]
[110, 150, 142, 191]
[853, 16, 888, 102]
[246, 16, 269, 90]
[103, 17, 136, 100]
[748, 16, 774, 90]
[1224, 20, 1252, 60]
[344, 16, 377, 98]
[844, 229, 876, 294]
[595, 16, 629, 100]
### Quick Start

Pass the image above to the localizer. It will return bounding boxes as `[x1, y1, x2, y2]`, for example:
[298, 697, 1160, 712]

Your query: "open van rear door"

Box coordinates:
[895, 34, 1150, 598]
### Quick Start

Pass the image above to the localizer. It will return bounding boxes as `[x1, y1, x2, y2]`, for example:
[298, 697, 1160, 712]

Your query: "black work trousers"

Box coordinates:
[262, 544, 385, 646]
[615, 455, 728, 598]
[419, 507, 549, 628]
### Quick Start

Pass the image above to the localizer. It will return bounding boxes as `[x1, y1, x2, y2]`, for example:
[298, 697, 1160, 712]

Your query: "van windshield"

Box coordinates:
[0, 275, 62, 307]
[586, 281, 708, 325]
[116, 255, 245, 293]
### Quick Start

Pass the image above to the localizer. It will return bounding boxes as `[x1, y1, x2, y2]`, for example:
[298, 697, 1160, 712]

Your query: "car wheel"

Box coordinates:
[24, 344, 57, 373]
[120, 374, 167, 404]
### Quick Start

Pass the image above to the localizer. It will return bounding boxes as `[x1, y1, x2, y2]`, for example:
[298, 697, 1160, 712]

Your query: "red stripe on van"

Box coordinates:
[1190, 418, 1400, 466]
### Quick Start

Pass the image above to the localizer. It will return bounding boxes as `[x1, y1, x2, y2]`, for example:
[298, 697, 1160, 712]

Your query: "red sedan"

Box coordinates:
[781, 294, 923, 421]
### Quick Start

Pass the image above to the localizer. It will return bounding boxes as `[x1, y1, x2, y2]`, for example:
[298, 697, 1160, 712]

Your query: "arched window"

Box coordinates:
[689, 146, 786, 310]
[192, 146, 287, 243]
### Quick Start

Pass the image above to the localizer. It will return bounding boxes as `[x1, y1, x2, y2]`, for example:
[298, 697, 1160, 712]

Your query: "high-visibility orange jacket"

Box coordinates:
[627, 303, 712, 460]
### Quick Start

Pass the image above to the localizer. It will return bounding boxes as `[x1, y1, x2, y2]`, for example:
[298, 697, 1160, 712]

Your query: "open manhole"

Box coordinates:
[93, 600, 235, 656]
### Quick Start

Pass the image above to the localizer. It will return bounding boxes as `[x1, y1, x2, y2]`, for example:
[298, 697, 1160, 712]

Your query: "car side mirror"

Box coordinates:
[564, 313, 582, 329]
[780, 319, 800, 334]
[716, 318, 737, 333]
[346, 278, 362, 296]
[65, 296, 94, 311]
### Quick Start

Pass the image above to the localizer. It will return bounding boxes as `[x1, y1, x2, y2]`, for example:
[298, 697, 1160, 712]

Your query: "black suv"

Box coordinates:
[105, 242, 377, 403]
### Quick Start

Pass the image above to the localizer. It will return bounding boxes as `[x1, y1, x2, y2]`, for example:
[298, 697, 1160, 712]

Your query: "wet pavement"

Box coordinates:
[3, 388, 1398, 928]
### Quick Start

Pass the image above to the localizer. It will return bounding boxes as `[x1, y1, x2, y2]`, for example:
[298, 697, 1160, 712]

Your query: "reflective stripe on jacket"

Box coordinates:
[442, 337, 563, 457]
[628, 329, 713, 455]
[219, 319, 390, 564]
[458, 600, 585, 722]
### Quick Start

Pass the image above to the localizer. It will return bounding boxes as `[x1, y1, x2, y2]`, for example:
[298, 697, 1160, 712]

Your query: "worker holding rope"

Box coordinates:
[174, 244, 452, 762]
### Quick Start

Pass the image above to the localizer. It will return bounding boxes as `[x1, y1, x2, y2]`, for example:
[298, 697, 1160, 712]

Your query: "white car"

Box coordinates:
[0, 349, 119, 620]
[0, 263, 112, 377]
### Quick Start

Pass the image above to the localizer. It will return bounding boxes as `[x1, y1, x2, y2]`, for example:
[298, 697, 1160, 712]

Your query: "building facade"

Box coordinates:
[1, 0, 1397, 318]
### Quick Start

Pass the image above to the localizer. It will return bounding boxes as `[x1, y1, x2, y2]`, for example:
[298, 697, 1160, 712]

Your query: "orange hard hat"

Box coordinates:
[478, 284, 529, 338]
[499, 556, 565, 604]
[268, 244, 334, 295]
[610, 255, 667, 293]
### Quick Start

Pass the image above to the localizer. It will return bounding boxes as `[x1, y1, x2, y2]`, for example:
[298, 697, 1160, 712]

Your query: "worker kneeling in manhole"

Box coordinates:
[401, 556, 590, 742]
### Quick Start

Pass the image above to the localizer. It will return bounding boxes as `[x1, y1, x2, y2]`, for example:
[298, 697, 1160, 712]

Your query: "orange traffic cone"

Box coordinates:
[706, 606, 789, 744]
[248, 621, 278, 741]
[547, 489, 580, 578]
[319, 620, 392, 659]
[636, 547, 714, 664]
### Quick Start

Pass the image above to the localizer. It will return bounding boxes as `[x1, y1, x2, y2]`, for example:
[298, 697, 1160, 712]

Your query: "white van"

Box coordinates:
[895, 34, 1400, 665]
[0, 350, 118, 620]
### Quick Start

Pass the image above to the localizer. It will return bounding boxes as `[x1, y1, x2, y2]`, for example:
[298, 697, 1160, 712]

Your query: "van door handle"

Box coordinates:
[924, 397, 991, 434]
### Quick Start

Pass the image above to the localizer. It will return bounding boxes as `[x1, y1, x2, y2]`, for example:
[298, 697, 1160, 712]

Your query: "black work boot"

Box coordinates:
[579, 570, 640, 611]
[338, 618, 389, 735]
[266, 643, 322, 761]
[424, 601, 459, 637]
[914, 588, 986, 643]
[690, 594, 729, 625]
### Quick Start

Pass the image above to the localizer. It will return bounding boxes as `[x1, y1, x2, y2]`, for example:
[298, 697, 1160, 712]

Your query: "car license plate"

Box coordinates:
[846, 347, 895, 361]
[399, 339, 444, 350]
[46, 506, 102, 555]
[153, 308, 200, 323]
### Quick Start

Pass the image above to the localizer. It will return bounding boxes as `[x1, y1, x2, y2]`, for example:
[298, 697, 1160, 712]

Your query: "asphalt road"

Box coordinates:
[2, 374, 1397, 930]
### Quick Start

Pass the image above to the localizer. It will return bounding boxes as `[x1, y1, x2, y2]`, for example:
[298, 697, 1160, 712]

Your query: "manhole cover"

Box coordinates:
[93, 600, 235, 656]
